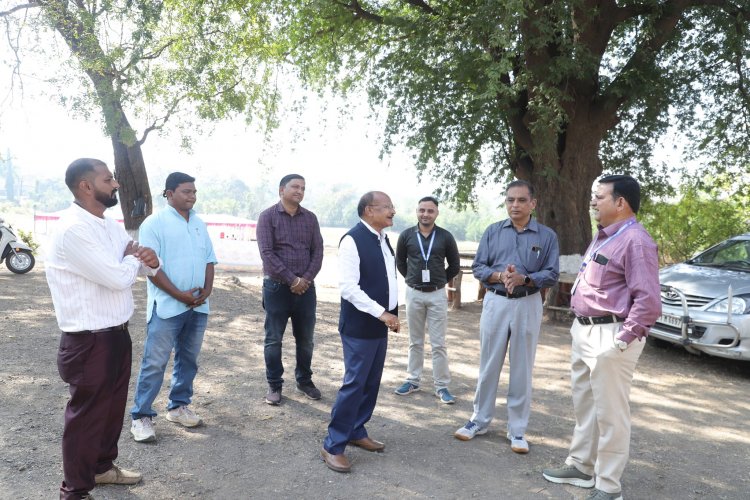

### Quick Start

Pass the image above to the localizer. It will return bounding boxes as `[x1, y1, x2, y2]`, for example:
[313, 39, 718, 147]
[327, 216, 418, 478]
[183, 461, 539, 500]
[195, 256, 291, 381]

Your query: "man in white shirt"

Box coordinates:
[321, 191, 400, 473]
[46, 158, 160, 500]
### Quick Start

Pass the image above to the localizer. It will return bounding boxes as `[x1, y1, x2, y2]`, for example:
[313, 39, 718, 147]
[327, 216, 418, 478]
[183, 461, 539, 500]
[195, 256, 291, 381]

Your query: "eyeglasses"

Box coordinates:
[368, 204, 395, 211]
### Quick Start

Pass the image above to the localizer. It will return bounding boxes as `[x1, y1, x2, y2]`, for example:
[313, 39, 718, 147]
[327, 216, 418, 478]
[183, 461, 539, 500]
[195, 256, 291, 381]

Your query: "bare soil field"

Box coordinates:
[1, 266, 749, 499]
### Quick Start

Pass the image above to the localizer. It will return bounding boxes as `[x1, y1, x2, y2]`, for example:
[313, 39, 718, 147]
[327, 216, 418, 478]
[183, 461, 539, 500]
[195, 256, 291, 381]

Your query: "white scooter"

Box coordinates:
[0, 217, 35, 274]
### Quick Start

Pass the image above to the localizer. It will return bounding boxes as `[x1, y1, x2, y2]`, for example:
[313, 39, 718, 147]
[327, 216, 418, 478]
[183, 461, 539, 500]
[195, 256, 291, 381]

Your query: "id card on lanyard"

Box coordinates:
[571, 220, 635, 294]
[417, 230, 436, 283]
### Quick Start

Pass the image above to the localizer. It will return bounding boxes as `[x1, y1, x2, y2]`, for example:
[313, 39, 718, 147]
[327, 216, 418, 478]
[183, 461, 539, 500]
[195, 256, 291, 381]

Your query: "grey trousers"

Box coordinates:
[404, 287, 451, 390]
[470, 291, 543, 437]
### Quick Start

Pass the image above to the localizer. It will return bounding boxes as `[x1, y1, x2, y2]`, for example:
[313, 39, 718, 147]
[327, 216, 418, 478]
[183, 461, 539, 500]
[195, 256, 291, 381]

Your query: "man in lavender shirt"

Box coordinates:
[256, 174, 324, 405]
[543, 175, 661, 500]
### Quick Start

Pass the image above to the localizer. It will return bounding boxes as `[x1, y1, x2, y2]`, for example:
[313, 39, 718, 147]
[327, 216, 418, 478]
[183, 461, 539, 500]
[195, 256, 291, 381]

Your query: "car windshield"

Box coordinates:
[688, 238, 750, 271]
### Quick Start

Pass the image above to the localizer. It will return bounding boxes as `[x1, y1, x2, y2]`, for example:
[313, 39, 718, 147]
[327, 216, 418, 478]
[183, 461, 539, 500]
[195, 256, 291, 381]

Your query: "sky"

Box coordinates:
[0, 62, 439, 202]
[0, 28, 687, 208]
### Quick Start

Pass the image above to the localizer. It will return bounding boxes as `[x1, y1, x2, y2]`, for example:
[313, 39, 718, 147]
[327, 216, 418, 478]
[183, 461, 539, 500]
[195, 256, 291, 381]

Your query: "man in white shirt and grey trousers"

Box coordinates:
[46, 158, 160, 500]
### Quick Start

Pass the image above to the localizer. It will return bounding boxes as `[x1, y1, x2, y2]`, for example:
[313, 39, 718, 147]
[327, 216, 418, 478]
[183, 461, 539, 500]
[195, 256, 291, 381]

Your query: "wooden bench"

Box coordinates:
[446, 252, 483, 309]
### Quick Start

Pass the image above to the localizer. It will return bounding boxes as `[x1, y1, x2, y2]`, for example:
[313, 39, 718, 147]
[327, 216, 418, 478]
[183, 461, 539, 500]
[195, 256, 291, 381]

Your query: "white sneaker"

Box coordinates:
[131, 417, 156, 443]
[454, 421, 487, 441]
[166, 405, 202, 428]
[507, 432, 529, 453]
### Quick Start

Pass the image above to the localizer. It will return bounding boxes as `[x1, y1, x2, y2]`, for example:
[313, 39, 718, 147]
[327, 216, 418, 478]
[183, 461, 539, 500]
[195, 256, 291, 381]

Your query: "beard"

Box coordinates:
[95, 189, 119, 208]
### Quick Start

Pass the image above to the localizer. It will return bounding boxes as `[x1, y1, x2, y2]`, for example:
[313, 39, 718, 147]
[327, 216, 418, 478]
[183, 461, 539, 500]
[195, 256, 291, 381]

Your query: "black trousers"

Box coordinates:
[57, 329, 132, 499]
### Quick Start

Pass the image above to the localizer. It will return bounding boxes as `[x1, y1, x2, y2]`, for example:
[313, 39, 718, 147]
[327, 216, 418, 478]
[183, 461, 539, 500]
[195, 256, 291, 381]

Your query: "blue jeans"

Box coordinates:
[131, 307, 208, 420]
[262, 278, 316, 389]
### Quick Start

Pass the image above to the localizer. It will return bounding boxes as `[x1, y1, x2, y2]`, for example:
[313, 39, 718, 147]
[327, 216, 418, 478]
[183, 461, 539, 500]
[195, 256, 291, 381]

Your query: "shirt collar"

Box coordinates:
[71, 202, 107, 226]
[501, 217, 538, 232]
[275, 201, 307, 215]
[360, 218, 384, 238]
[165, 204, 194, 221]
[598, 215, 637, 237]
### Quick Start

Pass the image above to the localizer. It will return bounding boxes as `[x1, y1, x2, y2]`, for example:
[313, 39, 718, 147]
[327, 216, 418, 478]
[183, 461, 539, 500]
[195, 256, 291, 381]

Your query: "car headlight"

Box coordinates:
[706, 295, 750, 314]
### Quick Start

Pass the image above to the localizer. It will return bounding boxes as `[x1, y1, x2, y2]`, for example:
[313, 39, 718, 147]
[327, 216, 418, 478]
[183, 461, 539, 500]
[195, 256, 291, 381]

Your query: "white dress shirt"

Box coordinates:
[45, 203, 159, 332]
[338, 219, 398, 318]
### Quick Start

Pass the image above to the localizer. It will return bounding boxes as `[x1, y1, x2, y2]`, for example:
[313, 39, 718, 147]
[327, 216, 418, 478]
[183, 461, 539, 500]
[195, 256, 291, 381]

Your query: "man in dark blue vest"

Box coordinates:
[321, 191, 400, 473]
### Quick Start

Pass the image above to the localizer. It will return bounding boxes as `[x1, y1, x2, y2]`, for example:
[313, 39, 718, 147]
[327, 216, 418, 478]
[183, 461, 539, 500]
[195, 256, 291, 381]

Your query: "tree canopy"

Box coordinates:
[234, 0, 750, 254]
[0, 0, 279, 229]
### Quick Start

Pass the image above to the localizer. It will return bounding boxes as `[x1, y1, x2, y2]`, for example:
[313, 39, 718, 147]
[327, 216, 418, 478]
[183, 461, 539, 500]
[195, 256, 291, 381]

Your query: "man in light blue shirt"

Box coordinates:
[130, 172, 217, 443]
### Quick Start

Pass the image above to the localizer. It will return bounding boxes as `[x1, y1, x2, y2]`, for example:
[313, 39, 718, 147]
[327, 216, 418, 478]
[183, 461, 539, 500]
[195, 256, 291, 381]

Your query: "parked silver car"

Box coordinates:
[650, 233, 750, 360]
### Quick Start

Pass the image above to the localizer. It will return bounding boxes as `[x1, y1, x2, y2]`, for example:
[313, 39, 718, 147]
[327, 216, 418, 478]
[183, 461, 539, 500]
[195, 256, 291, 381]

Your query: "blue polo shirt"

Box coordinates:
[138, 206, 217, 321]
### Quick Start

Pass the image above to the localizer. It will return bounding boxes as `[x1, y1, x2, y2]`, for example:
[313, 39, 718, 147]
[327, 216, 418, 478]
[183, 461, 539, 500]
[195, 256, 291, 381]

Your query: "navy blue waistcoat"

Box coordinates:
[339, 222, 396, 339]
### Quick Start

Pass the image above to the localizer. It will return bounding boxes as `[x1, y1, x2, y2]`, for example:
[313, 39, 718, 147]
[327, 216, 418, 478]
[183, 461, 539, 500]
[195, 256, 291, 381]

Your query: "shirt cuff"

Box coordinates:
[616, 331, 639, 344]
[141, 257, 162, 277]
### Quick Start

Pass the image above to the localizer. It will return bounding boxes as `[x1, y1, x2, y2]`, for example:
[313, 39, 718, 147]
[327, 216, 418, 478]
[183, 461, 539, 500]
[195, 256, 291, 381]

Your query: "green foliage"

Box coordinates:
[248, 0, 749, 210]
[640, 183, 750, 265]
[16, 229, 39, 252]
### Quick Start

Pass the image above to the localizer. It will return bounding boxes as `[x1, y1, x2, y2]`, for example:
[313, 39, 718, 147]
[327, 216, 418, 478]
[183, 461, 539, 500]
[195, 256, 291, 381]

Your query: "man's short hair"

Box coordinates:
[506, 179, 535, 198]
[418, 196, 439, 206]
[65, 158, 106, 193]
[163, 172, 196, 197]
[357, 192, 376, 217]
[599, 174, 641, 213]
[279, 174, 304, 187]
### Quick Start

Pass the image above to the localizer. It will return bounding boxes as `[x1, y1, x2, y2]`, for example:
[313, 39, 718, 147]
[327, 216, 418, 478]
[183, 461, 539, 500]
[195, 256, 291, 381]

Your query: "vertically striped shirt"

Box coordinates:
[45, 203, 159, 332]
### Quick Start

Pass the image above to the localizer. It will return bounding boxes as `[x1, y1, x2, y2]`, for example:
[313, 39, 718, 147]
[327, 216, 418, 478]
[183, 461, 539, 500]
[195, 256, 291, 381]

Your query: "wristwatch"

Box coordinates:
[523, 275, 531, 285]
[616, 339, 629, 351]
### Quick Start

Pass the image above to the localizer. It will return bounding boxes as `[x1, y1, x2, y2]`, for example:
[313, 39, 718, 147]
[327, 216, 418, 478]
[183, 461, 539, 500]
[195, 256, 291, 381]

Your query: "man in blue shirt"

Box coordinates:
[130, 172, 217, 443]
[454, 180, 559, 454]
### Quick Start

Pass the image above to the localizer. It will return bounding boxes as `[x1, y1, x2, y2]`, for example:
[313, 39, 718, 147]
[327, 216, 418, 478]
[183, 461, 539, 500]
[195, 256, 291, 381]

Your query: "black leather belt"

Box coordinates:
[71, 322, 129, 334]
[408, 284, 446, 293]
[487, 288, 540, 299]
[576, 315, 625, 325]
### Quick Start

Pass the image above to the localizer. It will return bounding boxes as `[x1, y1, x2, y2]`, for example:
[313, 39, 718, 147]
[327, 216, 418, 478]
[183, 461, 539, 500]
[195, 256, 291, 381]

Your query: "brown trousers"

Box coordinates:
[57, 329, 132, 500]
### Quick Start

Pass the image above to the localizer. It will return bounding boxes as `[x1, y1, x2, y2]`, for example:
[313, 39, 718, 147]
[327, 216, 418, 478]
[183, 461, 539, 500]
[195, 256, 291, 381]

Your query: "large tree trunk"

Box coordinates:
[512, 122, 606, 257]
[110, 125, 152, 232]
[46, 0, 152, 232]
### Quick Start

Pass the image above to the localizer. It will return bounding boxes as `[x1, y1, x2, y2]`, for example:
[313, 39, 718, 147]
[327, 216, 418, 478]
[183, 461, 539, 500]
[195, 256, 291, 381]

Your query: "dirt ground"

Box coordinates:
[1, 266, 749, 500]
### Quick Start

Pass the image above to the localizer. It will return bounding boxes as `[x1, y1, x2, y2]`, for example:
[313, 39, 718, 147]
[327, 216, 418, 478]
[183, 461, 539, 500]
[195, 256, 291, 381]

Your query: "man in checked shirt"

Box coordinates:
[256, 174, 324, 405]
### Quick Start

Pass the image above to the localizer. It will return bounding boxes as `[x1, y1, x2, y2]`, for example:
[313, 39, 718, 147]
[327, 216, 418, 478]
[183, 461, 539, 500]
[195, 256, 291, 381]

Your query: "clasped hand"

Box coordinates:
[290, 276, 310, 295]
[124, 240, 159, 268]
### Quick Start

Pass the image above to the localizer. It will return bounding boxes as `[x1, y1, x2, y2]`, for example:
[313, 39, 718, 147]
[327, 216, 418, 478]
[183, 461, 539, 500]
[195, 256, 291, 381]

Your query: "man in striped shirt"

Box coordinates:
[46, 158, 160, 500]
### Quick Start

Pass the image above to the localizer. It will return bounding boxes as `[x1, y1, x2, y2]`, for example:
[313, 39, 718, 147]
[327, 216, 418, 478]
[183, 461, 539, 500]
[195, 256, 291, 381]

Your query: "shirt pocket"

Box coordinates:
[584, 259, 608, 288]
[522, 245, 543, 271]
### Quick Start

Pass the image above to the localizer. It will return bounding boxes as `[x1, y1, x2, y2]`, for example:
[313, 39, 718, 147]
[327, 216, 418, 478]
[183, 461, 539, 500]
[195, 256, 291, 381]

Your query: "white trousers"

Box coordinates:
[405, 287, 450, 390]
[470, 291, 543, 437]
[565, 320, 645, 494]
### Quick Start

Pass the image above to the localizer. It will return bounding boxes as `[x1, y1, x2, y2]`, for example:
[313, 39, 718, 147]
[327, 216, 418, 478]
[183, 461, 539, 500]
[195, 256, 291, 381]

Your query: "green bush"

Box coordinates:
[640, 186, 749, 265]
[16, 229, 40, 252]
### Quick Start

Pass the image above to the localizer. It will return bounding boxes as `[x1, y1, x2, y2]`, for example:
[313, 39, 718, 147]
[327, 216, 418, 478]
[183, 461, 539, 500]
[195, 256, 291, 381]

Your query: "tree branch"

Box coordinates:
[336, 0, 384, 23]
[615, 0, 745, 23]
[401, 0, 436, 15]
[0, 1, 39, 17]
[137, 98, 181, 146]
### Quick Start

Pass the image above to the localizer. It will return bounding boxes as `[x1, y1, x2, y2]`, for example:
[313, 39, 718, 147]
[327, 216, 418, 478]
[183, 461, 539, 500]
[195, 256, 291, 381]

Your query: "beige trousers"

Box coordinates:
[565, 320, 645, 494]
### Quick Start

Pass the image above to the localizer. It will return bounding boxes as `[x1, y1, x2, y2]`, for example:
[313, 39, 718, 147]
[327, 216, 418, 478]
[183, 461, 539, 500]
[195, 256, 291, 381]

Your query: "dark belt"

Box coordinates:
[70, 322, 129, 335]
[487, 288, 540, 299]
[408, 284, 446, 293]
[576, 315, 625, 325]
